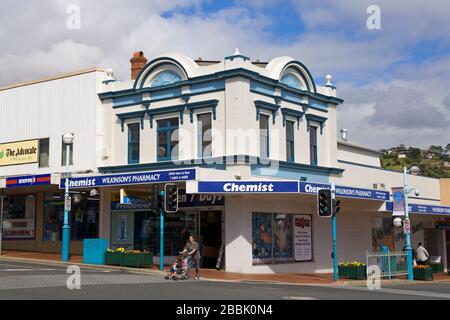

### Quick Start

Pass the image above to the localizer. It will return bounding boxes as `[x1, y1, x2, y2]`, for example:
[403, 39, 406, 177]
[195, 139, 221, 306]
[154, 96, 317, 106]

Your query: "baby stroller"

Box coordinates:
[164, 253, 188, 281]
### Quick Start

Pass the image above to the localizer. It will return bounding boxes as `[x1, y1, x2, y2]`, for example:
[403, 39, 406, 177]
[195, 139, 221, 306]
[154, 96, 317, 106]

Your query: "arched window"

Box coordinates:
[280, 72, 307, 91]
[151, 70, 182, 87]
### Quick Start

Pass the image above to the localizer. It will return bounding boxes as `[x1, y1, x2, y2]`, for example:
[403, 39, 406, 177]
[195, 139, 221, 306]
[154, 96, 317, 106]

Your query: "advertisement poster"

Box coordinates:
[252, 213, 273, 264]
[0, 139, 39, 167]
[3, 218, 35, 239]
[371, 217, 394, 252]
[274, 214, 293, 263]
[293, 215, 312, 262]
[118, 215, 127, 241]
[392, 187, 406, 216]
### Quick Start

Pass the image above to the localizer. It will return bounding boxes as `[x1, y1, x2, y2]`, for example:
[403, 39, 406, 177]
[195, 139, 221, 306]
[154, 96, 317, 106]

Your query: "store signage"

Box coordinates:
[111, 189, 224, 211]
[3, 218, 35, 239]
[0, 139, 39, 167]
[293, 215, 312, 262]
[392, 187, 406, 216]
[386, 202, 450, 216]
[6, 174, 51, 188]
[299, 182, 390, 201]
[60, 169, 196, 189]
[198, 181, 300, 193]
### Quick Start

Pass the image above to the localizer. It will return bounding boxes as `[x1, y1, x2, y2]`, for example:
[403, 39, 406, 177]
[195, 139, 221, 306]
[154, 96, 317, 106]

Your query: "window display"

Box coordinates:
[253, 212, 303, 265]
[44, 192, 99, 242]
[2, 195, 36, 240]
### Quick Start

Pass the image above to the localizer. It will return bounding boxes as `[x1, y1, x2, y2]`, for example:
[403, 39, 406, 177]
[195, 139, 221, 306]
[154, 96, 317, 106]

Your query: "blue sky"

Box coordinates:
[0, 0, 449, 148]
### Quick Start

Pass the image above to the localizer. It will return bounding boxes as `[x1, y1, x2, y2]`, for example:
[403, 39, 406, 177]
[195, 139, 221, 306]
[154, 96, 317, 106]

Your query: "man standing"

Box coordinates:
[187, 235, 201, 280]
[416, 242, 429, 265]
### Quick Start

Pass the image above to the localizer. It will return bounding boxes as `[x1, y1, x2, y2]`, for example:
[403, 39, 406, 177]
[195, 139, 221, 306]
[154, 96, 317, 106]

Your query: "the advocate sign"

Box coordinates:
[0, 139, 39, 166]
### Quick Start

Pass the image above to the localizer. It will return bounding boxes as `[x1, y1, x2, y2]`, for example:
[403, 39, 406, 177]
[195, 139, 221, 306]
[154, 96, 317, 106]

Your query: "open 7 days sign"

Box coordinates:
[60, 169, 196, 189]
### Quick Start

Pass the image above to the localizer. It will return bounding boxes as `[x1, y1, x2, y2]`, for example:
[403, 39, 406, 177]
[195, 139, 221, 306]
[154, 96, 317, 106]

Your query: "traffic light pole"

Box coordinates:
[331, 182, 338, 282]
[160, 207, 164, 271]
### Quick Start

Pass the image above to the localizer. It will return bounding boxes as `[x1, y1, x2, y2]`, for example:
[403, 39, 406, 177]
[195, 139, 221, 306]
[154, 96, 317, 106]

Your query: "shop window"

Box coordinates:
[157, 118, 179, 161]
[197, 113, 212, 158]
[128, 123, 140, 164]
[259, 114, 270, 158]
[309, 125, 318, 166]
[43, 192, 99, 242]
[2, 195, 36, 240]
[252, 212, 299, 265]
[61, 137, 74, 166]
[39, 138, 50, 168]
[286, 120, 295, 162]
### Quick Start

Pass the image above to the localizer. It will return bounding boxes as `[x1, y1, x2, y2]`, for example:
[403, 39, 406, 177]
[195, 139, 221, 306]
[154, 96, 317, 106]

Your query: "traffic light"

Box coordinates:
[164, 183, 178, 213]
[333, 199, 341, 215]
[318, 189, 333, 217]
[150, 186, 160, 210]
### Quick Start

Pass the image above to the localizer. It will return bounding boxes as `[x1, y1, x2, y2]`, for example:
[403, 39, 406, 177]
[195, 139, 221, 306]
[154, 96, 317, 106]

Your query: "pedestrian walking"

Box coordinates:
[186, 235, 201, 280]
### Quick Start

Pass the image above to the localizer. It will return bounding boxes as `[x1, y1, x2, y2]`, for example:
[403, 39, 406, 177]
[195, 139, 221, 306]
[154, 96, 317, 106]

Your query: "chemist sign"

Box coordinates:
[60, 169, 196, 189]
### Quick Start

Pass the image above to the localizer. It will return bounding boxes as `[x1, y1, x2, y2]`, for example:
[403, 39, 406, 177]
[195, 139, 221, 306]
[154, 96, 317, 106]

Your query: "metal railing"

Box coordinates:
[366, 251, 408, 279]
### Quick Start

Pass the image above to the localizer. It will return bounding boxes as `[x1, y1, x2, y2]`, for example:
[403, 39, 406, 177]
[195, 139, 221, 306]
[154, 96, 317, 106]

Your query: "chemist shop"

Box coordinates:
[63, 168, 225, 268]
[1, 174, 100, 254]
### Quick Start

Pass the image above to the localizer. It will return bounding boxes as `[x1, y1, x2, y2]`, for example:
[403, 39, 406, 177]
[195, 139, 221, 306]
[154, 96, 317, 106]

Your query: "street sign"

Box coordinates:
[65, 196, 72, 212]
[403, 218, 411, 234]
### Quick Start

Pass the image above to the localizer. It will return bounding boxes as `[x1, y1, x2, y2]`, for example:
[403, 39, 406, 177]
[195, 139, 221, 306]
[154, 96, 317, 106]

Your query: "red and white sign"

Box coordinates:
[403, 218, 411, 235]
[65, 196, 72, 212]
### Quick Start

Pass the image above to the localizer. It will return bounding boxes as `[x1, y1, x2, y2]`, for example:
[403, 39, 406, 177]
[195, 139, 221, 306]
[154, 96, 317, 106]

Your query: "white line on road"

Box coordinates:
[319, 285, 450, 299]
[0, 268, 58, 272]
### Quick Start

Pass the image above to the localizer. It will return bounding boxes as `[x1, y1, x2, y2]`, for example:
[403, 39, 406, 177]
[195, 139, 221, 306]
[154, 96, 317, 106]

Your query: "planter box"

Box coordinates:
[105, 252, 123, 266]
[338, 266, 366, 280]
[413, 268, 433, 281]
[122, 253, 153, 268]
[430, 263, 444, 274]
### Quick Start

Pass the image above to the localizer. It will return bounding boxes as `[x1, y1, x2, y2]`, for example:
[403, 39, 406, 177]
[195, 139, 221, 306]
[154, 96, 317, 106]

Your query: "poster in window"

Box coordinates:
[252, 213, 273, 264]
[118, 215, 127, 241]
[273, 214, 293, 263]
[293, 215, 312, 262]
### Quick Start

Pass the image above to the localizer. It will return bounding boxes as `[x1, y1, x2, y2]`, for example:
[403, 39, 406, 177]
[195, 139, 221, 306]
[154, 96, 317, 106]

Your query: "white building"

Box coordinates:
[1, 50, 449, 274]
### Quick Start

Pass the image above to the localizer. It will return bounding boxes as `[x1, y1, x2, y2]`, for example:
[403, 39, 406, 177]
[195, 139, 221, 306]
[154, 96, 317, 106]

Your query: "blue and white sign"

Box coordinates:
[60, 169, 196, 189]
[386, 202, 450, 216]
[299, 182, 390, 201]
[198, 181, 300, 193]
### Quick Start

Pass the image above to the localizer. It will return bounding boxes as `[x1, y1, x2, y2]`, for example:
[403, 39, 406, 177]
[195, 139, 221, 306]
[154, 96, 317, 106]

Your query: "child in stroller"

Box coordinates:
[164, 252, 188, 280]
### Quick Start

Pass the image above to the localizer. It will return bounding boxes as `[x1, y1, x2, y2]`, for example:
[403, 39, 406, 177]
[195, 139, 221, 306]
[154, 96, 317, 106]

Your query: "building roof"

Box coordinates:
[337, 139, 383, 156]
[0, 67, 106, 92]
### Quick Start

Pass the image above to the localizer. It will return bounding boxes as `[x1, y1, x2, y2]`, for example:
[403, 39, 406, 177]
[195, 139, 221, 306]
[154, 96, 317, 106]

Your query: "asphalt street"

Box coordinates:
[0, 260, 449, 300]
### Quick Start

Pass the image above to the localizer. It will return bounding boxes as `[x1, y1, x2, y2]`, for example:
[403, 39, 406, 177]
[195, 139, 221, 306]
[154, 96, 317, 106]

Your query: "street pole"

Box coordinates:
[403, 167, 414, 281]
[62, 143, 71, 262]
[0, 189, 3, 255]
[160, 207, 164, 271]
[331, 182, 338, 282]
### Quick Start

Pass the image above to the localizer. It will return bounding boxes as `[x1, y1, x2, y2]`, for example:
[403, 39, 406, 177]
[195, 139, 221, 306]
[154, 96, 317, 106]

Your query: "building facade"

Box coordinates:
[1, 50, 449, 273]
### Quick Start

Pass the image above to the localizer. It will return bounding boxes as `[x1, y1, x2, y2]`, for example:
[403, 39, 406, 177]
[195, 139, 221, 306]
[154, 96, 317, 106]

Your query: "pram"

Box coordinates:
[164, 253, 188, 281]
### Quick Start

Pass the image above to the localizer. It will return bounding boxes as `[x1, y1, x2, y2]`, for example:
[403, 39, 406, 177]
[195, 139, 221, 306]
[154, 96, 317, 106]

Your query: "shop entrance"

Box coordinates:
[110, 209, 222, 268]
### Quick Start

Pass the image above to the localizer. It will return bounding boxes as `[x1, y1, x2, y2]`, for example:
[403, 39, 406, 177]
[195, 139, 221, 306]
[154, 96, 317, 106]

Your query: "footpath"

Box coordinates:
[1, 250, 449, 286]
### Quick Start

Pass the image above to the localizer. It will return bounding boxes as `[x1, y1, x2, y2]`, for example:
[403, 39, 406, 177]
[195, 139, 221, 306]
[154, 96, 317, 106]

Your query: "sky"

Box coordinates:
[0, 0, 449, 149]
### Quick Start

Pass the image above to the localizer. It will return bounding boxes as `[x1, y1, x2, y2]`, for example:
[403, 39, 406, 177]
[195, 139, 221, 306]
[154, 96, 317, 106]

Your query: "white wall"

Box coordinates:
[0, 70, 106, 177]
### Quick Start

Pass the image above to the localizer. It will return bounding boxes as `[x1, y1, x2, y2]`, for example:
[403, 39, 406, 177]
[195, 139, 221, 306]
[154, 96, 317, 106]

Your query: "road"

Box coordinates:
[0, 260, 449, 300]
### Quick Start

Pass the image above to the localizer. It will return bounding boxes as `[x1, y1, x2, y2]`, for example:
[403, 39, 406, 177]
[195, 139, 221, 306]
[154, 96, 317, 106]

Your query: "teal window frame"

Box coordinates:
[260, 114, 270, 158]
[128, 123, 140, 164]
[157, 118, 179, 161]
[286, 120, 295, 162]
[309, 125, 318, 166]
[197, 112, 212, 158]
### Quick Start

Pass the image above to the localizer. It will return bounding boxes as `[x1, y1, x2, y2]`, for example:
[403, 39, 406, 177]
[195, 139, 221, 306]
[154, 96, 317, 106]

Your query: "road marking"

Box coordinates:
[0, 268, 58, 272]
[319, 285, 450, 299]
[284, 296, 316, 300]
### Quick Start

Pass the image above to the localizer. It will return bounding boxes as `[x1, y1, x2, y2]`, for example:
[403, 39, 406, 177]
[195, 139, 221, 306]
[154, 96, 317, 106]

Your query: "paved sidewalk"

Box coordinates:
[1, 251, 449, 286]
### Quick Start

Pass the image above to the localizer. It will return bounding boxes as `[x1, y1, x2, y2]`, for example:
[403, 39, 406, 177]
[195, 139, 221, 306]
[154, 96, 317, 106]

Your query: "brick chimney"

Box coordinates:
[130, 51, 148, 80]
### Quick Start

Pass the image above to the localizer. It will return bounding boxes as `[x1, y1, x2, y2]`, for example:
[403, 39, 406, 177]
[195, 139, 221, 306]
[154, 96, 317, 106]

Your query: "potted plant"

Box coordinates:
[413, 265, 433, 281]
[105, 248, 125, 266]
[429, 262, 444, 274]
[338, 261, 367, 280]
[121, 250, 153, 268]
